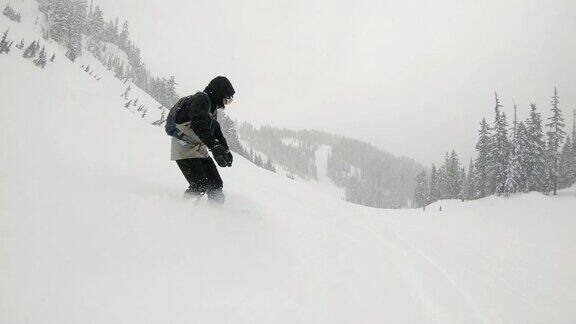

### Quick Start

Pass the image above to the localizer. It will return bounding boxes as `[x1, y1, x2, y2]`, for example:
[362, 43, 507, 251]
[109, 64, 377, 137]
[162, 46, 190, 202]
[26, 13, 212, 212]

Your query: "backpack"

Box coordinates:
[165, 96, 190, 140]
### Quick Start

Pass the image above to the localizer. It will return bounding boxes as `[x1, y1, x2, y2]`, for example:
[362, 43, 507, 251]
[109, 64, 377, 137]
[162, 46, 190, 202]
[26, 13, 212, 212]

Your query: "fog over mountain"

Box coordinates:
[92, 0, 576, 164]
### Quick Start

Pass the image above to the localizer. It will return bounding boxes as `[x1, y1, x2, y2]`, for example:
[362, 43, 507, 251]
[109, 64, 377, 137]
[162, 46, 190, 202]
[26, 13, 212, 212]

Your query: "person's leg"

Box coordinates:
[176, 159, 209, 197]
[202, 158, 225, 203]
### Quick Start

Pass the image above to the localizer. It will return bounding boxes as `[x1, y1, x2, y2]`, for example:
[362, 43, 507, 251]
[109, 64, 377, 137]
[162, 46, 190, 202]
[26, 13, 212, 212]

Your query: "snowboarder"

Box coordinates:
[169, 76, 235, 203]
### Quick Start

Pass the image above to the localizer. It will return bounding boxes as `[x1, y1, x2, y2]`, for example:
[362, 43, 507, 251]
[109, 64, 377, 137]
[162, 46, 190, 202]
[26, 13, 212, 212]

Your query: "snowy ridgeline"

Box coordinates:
[2, 49, 576, 322]
[0, 1, 169, 125]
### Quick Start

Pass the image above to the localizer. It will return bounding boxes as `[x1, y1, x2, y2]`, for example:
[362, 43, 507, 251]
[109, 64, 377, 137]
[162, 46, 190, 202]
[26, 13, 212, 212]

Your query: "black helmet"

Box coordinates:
[204, 76, 235, 109]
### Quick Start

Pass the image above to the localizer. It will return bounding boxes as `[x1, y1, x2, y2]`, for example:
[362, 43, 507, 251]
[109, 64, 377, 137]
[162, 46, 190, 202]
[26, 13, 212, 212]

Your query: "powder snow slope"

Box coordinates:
[2, 7, 576, 324]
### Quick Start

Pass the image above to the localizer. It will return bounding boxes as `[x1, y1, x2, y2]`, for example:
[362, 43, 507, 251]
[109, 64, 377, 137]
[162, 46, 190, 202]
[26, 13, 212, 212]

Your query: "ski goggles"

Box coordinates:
[223, 96, 234, 105]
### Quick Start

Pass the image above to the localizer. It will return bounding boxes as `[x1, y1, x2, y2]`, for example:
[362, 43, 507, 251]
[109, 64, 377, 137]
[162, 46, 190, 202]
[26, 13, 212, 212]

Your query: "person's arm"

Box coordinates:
[189, 95, 219, 149]
[214, 120, 233, 166]
[187, 94, 230, 167]
[190, 114, 218, 148]
[213, 121, 229, 150]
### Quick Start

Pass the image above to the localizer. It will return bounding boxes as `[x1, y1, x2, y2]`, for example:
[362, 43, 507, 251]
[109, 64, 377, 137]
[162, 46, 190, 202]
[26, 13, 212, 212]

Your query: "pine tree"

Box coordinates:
[50, 54, 55, 62]
[559, 136, 574, 188]
[48, 0, 70, 44]
[413, 170, 428, 208]
[525, 103, 547, 192]
[464, 159, 476, 200]
[114, 62, 124, 79]
[545, 88, 566, 195]
[118, 21, 130, 50]
[218, 112, 243, 153]
[458, 167, 466, 201]
[85, 5, 104, 38]
[165, 76, 178, 107]
[505, 121, 529, 195]
[33, 46, 47, 68]
[22, 41, 37, 58]
[428, 164, 439, 203]
[489, 93, 510, 195]
[254, 154, 263, 167]
[474, 118, 492, 198]
[65, 0, 87, 62]
[16, 38, 24, 50]
[265, 157, 276, 173]
[103, 19, 118, 43]
[437, 153, 449, 199]
[0, 29, 9, 54]
[444, 150, 461, 199]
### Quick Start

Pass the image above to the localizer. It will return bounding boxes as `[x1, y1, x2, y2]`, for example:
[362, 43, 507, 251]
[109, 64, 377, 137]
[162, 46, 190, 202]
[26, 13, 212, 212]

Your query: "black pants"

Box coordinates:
[176, 158, 223, 194]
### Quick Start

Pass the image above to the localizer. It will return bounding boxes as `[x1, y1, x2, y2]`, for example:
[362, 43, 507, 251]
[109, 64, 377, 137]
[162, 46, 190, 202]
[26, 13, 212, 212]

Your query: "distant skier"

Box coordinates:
[166, 76, 235, 203]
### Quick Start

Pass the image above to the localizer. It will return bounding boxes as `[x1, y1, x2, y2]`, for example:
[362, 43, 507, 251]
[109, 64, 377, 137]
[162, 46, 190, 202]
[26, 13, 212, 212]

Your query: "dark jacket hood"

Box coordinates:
[204, 76, 235, 111]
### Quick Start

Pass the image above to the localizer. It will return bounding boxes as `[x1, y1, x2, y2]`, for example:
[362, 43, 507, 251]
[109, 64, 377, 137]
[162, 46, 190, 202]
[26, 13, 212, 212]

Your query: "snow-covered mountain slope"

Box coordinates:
[240, 139, 344, 198]
[2, 8, 576, 324]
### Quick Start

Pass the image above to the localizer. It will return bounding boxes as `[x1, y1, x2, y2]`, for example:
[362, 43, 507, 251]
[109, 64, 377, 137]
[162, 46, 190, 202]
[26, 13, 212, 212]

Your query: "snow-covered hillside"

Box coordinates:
[2, 4, 576, 324]
[240, 139, 344, 198]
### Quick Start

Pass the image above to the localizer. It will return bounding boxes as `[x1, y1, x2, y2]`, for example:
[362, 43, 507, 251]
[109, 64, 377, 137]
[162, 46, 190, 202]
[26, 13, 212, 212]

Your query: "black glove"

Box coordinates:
[226, 151, 233, 167]
[210, 144, 229, 167]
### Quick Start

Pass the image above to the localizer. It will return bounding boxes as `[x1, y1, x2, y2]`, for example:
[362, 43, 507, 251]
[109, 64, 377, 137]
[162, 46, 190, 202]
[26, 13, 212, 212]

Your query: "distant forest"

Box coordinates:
[238, 124, 424, 209]
[413, 90, 576, 209]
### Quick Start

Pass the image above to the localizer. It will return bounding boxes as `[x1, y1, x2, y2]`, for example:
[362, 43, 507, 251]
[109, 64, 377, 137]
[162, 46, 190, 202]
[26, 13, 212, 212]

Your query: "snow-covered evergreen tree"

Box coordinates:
[218, 112, 244, 155]
[545, 88, 566, 195]
[3, 4, 22, 22]
[264, 157, 276, 173]
[505, 121, 529, 194]
[65, 0, 86, 62]
[428, 164, 439, 203]
[33, 46, 48, 68]
[559, 135, 574, 188]
[445, 150, 461, 199]
[103, 18, 118, 43]
[458, 167, 466, 201]
[46, 0, 70, 44]
[22, 41, 37, 58]
[464, 159, 476, 200]
[16, 38, 24, 50]
[489, 93, 510, 195]
[85, 5, 104, 38]
[437, 153, 449, 199]
[118, 21, 130, 51]
[474, 118, 492, 198]
[165, 76, 178, 107]
[525, 103, 547, 192]
[0, 29, 10, 54]
[412, 170, 428, 208]
[0, 29, 14, 54]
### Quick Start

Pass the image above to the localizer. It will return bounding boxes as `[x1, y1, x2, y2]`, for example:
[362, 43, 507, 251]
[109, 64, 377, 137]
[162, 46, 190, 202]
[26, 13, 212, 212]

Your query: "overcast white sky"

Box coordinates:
[95, 0, 576, 165]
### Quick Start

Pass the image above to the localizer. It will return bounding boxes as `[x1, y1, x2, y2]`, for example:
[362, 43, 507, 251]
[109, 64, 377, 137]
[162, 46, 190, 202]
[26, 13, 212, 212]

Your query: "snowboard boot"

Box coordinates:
[183, 187, 205, 200]
[207, 188, 225, 204]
